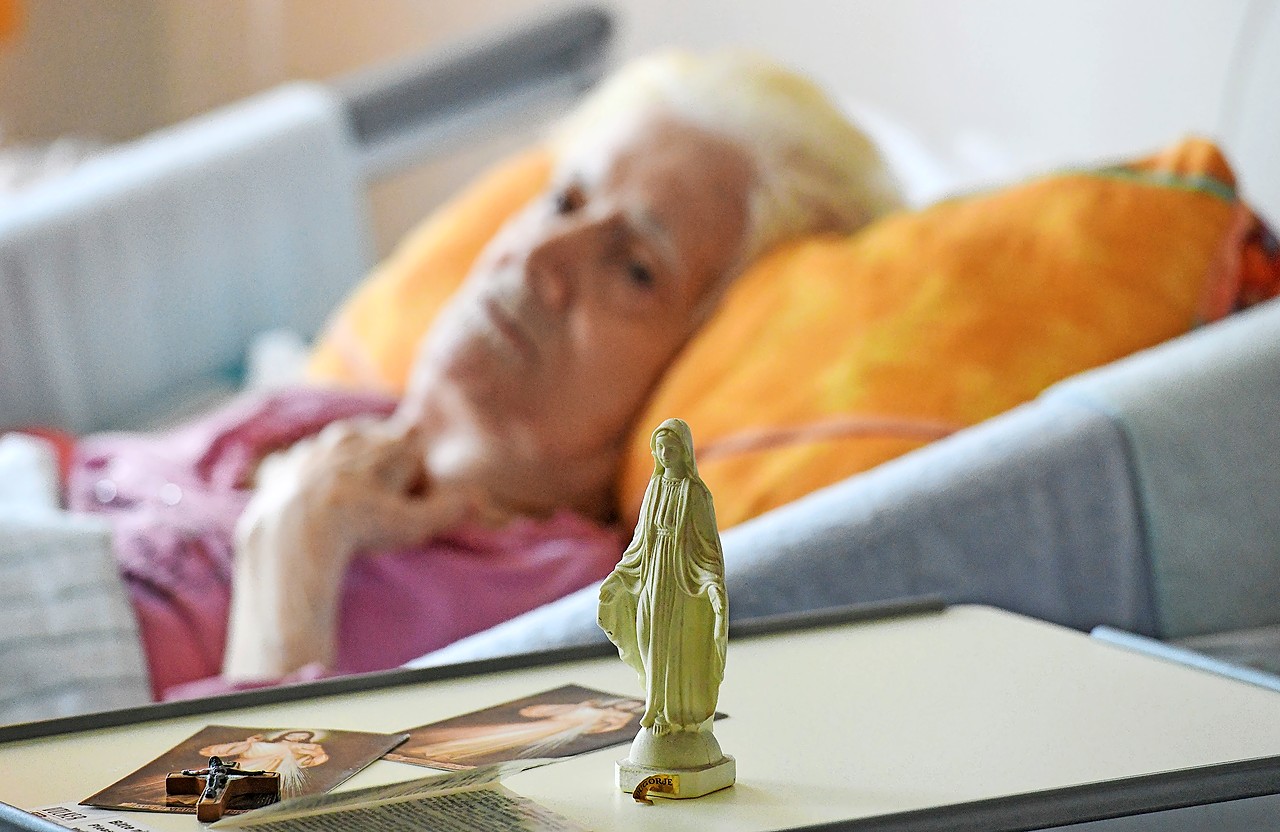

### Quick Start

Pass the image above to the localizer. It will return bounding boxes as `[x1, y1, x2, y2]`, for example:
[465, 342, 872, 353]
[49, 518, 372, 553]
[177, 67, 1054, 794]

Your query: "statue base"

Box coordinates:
[616, 727, 736, 799]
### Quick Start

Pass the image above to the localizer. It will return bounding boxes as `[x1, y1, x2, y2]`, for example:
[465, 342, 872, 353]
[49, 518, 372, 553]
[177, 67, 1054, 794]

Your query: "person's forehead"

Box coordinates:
[607, 116, 750, 189]
[564, 110, 753, 197]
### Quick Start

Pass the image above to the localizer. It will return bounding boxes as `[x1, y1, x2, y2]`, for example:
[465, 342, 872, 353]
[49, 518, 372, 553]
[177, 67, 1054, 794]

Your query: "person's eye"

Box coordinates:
[554, 184, 585, 215]
[627, 261, 655, 289]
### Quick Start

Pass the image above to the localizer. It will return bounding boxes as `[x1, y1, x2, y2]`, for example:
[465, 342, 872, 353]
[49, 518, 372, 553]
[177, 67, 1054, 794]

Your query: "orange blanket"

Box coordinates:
[306, 138, 1280, 529]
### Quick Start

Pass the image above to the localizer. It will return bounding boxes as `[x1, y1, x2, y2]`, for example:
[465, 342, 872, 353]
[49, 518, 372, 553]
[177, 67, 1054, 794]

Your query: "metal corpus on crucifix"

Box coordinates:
[165, 756, 281, 822]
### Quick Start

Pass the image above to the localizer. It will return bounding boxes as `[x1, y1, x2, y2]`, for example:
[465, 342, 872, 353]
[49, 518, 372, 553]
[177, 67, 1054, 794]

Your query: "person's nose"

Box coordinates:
[522, 217, 606, 313]
[526, 254, 570, 313]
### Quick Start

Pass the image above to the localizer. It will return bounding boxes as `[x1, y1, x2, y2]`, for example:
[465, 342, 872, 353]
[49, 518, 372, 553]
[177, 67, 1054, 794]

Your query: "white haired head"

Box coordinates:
[550, 50, 903, 270]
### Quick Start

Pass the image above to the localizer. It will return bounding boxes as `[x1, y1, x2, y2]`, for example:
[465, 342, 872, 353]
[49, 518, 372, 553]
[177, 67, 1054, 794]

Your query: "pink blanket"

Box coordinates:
[67, 389, 624, 700]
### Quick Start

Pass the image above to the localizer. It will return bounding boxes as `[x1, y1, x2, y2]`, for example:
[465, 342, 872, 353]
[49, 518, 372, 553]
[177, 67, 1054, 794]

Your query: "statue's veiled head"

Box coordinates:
[651, 417, 699, 480]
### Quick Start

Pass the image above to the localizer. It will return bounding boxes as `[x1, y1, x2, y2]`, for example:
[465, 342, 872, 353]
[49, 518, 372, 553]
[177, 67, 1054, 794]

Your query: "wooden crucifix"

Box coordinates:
[165, 756, 280, 822]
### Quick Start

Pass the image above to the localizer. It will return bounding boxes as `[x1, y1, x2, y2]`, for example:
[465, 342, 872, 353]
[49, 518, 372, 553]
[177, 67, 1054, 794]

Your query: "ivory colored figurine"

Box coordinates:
[598, 418, 735, 799]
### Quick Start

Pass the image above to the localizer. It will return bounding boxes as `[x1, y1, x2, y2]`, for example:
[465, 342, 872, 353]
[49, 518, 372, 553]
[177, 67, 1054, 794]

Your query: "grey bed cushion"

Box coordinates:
[411, 395, 1153, 667]
[0, 82, 371, 433]
[1046, 297, 1280, 640]
[0, 434, 150, 723]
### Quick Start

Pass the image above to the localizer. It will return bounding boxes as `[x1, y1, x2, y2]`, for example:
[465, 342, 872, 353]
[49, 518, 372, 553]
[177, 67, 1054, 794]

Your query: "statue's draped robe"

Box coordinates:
[598, 473, 727, 733]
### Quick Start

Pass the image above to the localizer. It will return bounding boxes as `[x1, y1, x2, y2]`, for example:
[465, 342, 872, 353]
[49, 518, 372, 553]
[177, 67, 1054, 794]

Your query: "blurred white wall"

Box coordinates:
[613, 0, 1257, 203]
[0, 0, 549, 141]
[1, 1, 1271, 243]
[0, 0, 168, 143]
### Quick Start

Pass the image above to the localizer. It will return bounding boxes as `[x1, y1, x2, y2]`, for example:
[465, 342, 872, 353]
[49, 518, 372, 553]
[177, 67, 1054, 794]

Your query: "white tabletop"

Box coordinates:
[2, 605, 1279, 831]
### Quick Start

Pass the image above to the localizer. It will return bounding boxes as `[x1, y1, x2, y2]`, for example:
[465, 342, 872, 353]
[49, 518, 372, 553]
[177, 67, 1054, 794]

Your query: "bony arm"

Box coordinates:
[222, 418, 470, 681]
[222, 477, 348, 681]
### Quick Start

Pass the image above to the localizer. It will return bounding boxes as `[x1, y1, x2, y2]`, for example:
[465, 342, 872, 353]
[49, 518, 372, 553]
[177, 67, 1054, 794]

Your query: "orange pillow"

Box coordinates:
[307, 148, 553, 391]
[619, 138, 1280, 528]
[309, 137, 1279, 532]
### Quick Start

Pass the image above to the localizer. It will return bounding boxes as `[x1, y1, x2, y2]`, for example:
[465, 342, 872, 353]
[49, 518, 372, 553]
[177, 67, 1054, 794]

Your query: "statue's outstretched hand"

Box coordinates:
[709, 586, 728, 642]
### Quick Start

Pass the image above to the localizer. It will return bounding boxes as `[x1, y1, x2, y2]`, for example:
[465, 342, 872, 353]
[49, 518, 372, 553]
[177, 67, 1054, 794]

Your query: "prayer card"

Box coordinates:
[82, 724, 408, 815]
[384, 684, 647, 770]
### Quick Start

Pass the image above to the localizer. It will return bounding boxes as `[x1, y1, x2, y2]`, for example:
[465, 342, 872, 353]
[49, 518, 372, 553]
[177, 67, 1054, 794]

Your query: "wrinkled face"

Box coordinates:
[420, 112, 755, 457]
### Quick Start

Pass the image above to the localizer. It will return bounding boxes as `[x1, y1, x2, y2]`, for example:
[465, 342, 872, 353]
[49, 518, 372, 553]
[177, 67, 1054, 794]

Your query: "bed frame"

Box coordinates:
[0, 6, 611, 434]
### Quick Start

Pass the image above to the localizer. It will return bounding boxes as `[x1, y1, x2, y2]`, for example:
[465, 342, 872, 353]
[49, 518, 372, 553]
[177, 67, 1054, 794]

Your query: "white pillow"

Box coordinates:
[841, 99, 1021, 207]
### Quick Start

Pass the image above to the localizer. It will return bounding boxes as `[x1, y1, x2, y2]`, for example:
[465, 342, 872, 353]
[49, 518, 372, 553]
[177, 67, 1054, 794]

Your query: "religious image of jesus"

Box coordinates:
[398, 697, 644, 769]
[385, 684, 650, 770]
[199, 730, 330, 795]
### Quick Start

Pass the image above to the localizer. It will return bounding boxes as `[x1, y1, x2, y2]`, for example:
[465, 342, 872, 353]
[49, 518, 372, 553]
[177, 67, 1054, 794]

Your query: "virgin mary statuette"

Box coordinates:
[598, 417, 735, 799]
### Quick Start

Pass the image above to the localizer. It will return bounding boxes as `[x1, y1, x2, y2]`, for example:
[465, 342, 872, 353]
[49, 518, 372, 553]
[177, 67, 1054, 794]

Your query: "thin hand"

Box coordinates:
[224, 417, 469, 680]
[250, 417, 469, 554]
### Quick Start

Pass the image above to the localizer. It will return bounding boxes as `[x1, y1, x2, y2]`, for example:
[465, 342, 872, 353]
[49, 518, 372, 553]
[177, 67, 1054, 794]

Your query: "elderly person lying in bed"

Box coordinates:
[68, 51, 900, 696]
